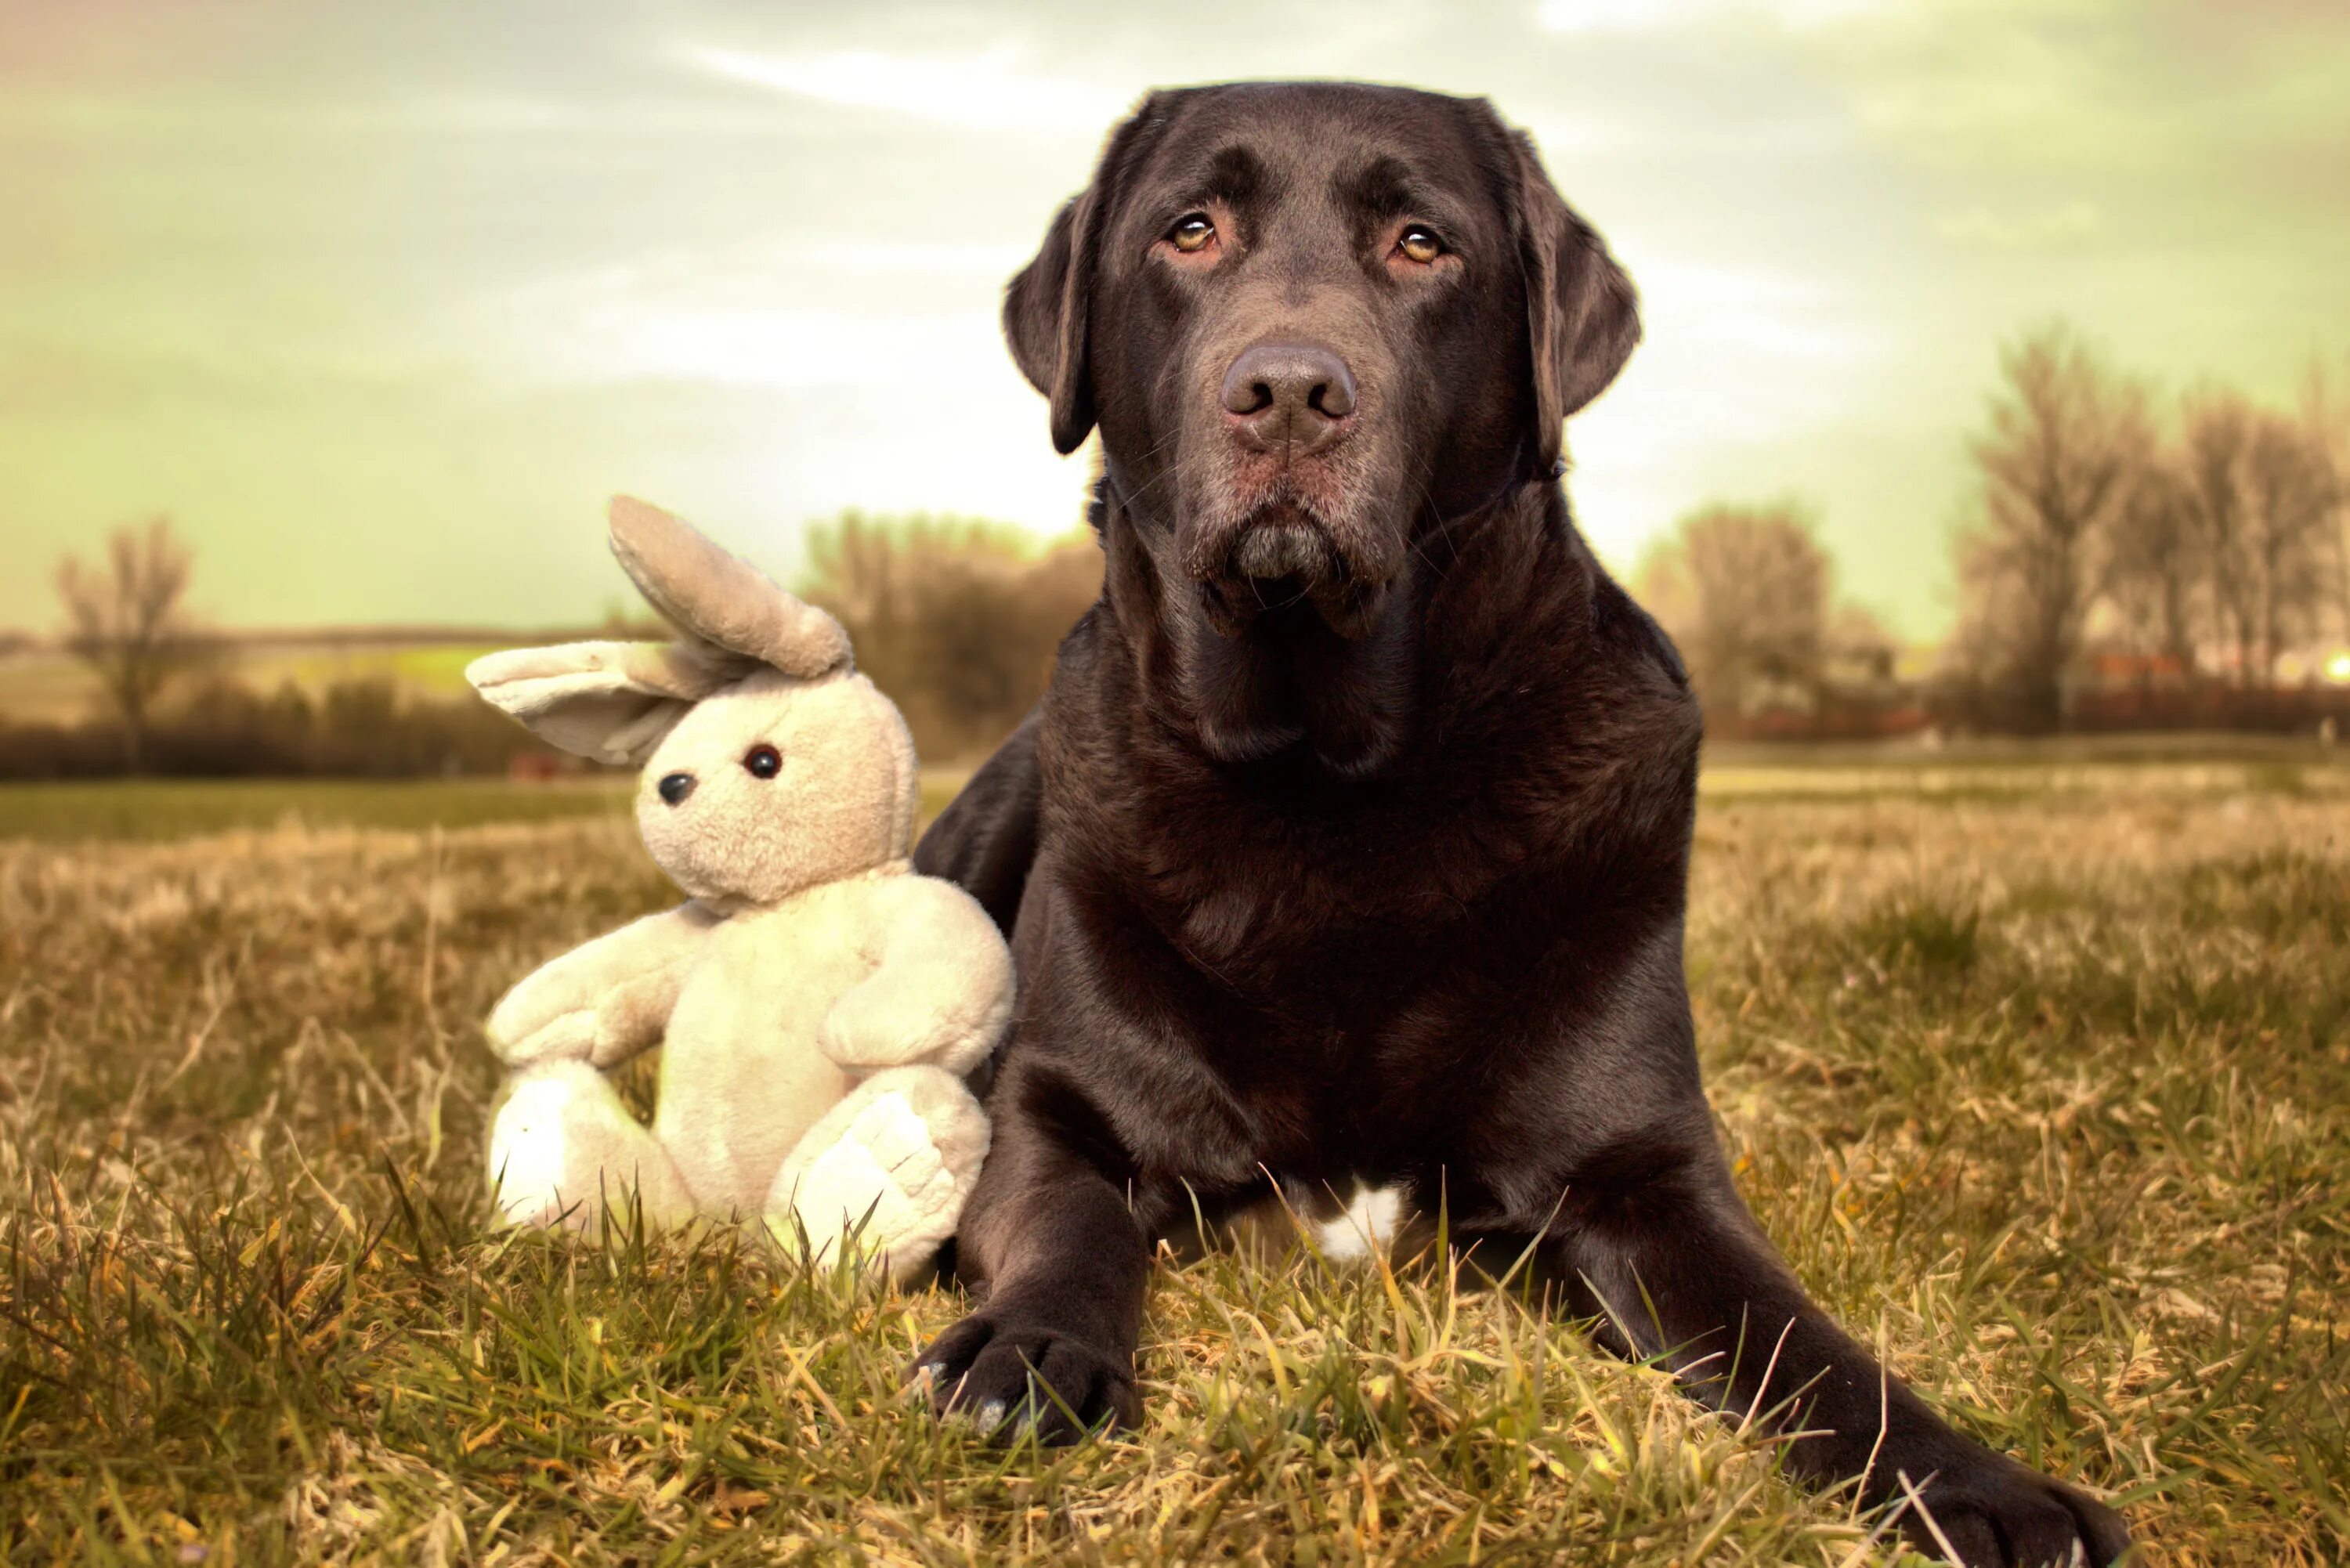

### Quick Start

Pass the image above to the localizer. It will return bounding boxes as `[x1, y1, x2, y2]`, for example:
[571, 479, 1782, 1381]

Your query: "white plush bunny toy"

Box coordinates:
[466, 496, 1010, 1282]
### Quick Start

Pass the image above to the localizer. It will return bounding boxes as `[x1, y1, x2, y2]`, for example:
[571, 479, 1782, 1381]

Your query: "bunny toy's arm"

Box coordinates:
[818, 878, 1014, 1078]
[486, 902, 721, 1070]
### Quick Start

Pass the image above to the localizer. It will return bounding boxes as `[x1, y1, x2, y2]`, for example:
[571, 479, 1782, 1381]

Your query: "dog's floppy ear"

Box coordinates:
[1505, 125, 1640, 470]
[606, 496, 851, 678]
[1003, 94, 1163, 456]
[466, 639, 742, 766]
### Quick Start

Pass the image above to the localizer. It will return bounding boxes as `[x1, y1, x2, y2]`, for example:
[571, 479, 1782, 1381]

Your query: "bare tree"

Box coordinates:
[2243, 410, 2339, 675]
[2103, 456, 2202, 672]
[2167, 391, 2342, 683]
[1828, 600, 1900, 684]
[1952, 325, 2149, 729]
[1636, 502, 1830, 718]
[2298, 359, 2350, 648]
[54, 517, 207, 771]
[2176, 388, 2259, 681]
[801, 512, 1100, 761]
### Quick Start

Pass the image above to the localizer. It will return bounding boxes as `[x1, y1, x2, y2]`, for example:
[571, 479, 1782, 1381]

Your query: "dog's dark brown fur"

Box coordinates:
[911, 82, 2128, 1567]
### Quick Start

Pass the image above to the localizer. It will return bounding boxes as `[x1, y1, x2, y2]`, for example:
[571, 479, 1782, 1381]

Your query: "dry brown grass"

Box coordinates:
[3, 765, 2346, 1563]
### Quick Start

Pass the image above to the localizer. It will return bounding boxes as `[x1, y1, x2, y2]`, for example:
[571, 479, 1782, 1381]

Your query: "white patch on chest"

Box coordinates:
[1312, 1183, 1405, 1262]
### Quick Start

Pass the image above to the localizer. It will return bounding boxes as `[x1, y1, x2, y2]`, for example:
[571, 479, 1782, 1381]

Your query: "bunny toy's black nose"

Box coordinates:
[656, 771, 696, 806]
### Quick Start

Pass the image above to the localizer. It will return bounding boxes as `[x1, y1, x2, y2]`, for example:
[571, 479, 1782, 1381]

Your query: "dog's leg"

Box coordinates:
[912, 707, 1042, 937]
[909, 1097, 1167, 1443]
[1487, 1140, 2129, 1567]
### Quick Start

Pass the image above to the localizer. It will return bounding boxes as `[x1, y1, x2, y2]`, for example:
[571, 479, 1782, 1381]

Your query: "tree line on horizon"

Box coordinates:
[1947, 324, 2347, 732]
[2, 510, 1103, 780]
[10, 320, 2346, 779]
[1627, 323, 2347, 737]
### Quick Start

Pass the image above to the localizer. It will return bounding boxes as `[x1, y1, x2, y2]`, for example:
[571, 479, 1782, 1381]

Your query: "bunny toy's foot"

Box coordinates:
[765, 1066, 989, 1283]
[488, 1060, 696, 1232]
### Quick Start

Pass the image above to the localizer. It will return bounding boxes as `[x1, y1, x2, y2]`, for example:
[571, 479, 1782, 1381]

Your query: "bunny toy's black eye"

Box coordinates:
[743, 744, 781, 779]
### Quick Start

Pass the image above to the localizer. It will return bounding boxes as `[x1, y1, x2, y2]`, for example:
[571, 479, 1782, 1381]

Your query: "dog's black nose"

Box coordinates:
[656, 771, 696, 806]
[1220, 342, 1356, 457]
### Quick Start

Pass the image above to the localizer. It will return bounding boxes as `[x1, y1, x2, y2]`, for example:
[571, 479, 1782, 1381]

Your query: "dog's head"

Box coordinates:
[1006, 81, 1637, 653]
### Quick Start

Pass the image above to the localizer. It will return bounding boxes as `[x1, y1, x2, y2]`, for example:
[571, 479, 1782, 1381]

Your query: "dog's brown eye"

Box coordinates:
[743, 744, 781, 779]
[1170, 215, 1216, 253]
[1396, 226, 1444, 265]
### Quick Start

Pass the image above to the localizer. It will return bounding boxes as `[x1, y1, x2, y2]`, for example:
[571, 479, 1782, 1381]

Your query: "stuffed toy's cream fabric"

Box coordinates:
[467, 497, 1011, 1282]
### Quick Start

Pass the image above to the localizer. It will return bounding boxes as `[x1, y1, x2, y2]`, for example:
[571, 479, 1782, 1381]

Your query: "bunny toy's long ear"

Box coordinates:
[466, 638, 748, 766]
[606, 496, 851, 678]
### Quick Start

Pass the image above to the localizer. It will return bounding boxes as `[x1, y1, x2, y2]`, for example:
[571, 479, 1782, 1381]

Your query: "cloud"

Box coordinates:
[1636, 260, 1875, 365]
[487, 252, 1021, 394]
[1790, 1, 2350, 182]
[497, 237, 1029, 316]
[478, 232, 1038, 395]
[675, 42, 1131, 134]
[1933, 200, 2104, 249]
[791, 241, 1032, 277]
[1534, 0, 1904, 34]
[569, 305, 1009, 391]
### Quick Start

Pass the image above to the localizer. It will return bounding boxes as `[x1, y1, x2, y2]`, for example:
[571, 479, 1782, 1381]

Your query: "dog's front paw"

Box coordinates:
[910, 1311, 1138, 1444]
[1898, 1452, 2129, 1566]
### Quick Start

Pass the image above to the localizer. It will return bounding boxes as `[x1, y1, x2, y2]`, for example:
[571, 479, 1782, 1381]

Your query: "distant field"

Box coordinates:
[0, 772, 974, 844]
[0, 750, 2334, 844]
[3, 759, 2345, 1563]
[0, 778, 634, 842]
[1700, 753, 2350, 802]
[0, 641, 503, 724]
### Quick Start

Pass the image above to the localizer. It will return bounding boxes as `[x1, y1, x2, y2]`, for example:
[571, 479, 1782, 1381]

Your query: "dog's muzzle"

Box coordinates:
[1231, 519, 1340, 585]
[1196, 511, 1391, 641]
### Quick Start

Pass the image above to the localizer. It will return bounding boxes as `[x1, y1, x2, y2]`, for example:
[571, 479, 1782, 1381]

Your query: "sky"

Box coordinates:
[3, 0, 2347, 641]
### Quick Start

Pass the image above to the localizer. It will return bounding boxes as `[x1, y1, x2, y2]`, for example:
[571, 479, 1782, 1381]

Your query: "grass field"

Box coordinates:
[0, 780, 634, 844]
[0, 775, 976, 846]
[3, 762, 2346, 1563]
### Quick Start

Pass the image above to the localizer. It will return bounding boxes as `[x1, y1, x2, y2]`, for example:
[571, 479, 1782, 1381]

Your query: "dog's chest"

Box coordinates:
[1158, 832, 1529, 1045]
[1159, 804, 1492, 982]
[1178, 995, 1482, 1186]
[1099, 761, 1591, 1176]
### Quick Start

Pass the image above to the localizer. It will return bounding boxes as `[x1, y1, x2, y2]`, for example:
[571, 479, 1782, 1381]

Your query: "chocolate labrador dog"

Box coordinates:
[910, 82, 2128, 1567]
